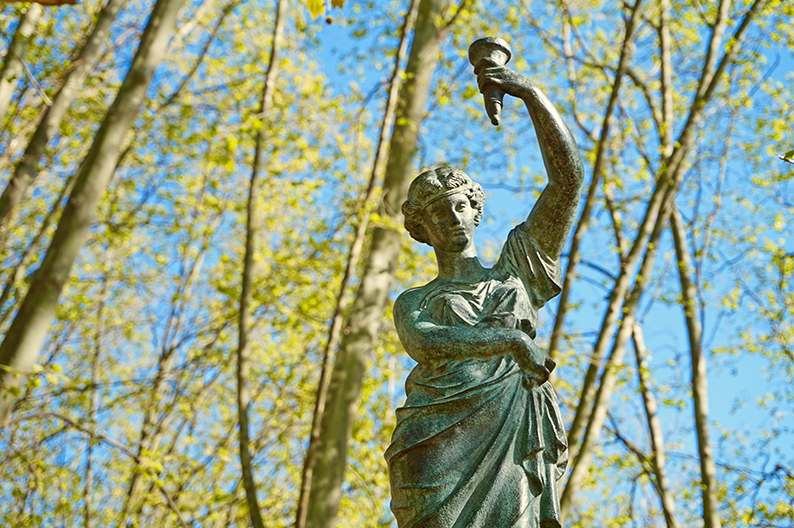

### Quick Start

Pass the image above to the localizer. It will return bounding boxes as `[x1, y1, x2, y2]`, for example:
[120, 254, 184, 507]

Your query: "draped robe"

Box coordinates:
[386, 225, 568, 528]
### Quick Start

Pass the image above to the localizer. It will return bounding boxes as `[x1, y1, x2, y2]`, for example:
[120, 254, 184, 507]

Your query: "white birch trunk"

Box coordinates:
[237, 0, 288, 526]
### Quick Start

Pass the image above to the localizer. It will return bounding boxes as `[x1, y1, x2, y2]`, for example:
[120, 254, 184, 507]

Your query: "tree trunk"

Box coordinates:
[670, 206, 721, 528]
[237, 0, 288, 526]
[565, 0, 768, 469]
[548, 0, 645, 359]
[84, 260, 109, 528]
[647, 6, 679, 526]
[0, 173, 76, 328]
[302, 0, 450, 525]
[632, 323, 680, 528]
[561, 193, 670, 520]
[0, 0, 125, 234]
[294, 0, 420, 526]
[0, 0, 186, 423]
[0, 5, 43, 125]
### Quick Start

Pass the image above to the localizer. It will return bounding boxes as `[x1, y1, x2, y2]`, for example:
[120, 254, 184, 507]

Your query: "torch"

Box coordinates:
[468, 37, 512, 126]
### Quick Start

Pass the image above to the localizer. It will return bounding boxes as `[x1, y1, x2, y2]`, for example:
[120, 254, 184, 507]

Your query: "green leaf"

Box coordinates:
[226, 135, 239, 152]
[331, 0, 345, 7]
[783, 149, 794, 159]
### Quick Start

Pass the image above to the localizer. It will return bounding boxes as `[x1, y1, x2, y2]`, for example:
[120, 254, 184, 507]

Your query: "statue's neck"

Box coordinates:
[434, 247, 486, 282]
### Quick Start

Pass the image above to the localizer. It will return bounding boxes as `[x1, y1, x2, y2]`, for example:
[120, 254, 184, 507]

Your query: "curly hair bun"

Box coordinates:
[402, 166, 484, 246]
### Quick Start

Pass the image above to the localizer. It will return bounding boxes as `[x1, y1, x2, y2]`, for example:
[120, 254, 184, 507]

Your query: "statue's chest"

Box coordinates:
[420, 276, 534, 331]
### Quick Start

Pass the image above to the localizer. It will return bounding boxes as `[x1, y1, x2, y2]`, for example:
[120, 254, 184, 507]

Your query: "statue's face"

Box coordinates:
[422, 192, 476, 253]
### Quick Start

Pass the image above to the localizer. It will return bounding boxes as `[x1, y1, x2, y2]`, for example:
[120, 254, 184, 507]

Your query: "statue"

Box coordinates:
[385, 38, 584, 528]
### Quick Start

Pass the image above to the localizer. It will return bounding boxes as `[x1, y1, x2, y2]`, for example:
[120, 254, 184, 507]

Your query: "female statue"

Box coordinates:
[385, 57, 584, 528]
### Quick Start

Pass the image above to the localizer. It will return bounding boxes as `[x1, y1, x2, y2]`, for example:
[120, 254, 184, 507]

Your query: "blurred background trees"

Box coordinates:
[0, 0, 792, 526]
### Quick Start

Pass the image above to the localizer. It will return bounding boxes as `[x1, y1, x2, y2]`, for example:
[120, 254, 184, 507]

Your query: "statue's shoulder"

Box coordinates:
[395, 283, 431, 315]
[396, 278, 453, 324]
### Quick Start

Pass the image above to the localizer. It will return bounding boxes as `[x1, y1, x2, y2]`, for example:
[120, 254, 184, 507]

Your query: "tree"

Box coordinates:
[0, 0, 125, 236]
[0, 5, 42, 125]
[0, 0, 187, 422]
[294, 0, 419, 525]
[237, 0, 288, 525]
[517, 0, 793, 524]
[299, 0, 461, 525]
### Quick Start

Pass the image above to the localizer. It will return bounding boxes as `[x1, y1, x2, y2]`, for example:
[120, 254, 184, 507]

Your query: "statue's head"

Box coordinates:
[402, 166, 485, 246]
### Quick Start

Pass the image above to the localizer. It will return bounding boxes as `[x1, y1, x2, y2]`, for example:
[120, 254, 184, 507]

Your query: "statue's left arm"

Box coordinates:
[477, 67, 584, 260]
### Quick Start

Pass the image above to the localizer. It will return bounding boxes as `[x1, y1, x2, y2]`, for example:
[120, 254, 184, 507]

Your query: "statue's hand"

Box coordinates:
[511, 332, 550, 383]
[477, 65, 535, 101]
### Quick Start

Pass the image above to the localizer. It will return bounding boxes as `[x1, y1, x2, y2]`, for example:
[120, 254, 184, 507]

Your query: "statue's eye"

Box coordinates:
[455, 202, 467, 212]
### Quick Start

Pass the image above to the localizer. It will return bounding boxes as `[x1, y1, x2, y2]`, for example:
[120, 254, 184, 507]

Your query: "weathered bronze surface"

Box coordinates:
[385, 38, 585, 528]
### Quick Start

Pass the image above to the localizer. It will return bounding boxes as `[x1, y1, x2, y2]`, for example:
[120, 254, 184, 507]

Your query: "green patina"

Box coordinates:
[385, 38, 585, 528]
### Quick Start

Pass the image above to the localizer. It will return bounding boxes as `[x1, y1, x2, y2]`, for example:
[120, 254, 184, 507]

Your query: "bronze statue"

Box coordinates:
[385, 38, 584, 528]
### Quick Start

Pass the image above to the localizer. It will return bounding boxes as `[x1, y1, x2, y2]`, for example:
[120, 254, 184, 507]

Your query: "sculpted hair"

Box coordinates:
[402, 166, 485, 245]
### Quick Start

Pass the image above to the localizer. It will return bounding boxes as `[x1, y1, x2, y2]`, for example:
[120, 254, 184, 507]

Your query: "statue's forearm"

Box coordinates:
[398, 322, 525, 365]
[515, 82, 584, 259]
[520, 83, 584, 191]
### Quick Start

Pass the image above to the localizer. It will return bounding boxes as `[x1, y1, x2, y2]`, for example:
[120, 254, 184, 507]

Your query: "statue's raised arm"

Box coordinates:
[471, 37, 584, 260]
